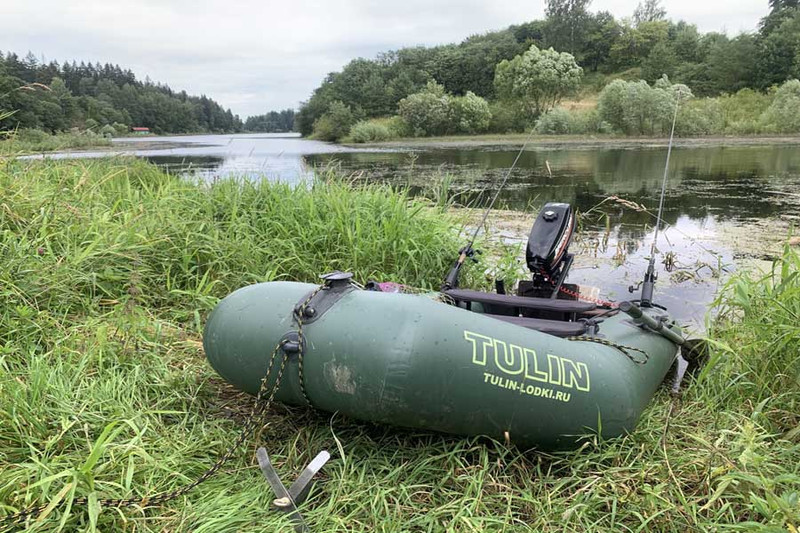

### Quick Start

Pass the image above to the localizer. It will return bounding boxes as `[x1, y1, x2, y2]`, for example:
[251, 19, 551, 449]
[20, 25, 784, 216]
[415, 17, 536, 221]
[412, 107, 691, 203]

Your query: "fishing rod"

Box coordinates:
[442, 128, 538, 290]
[639, 89, 685, 307]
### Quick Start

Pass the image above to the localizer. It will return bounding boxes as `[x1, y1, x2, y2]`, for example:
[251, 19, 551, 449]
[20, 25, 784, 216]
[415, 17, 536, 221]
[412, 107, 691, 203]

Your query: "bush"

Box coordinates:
[311, 101, 356, 142]
[534, 108, 571, 134]
[534, 107, 609, 135]
[112, 122, 129, 136]
[568, 108, 610, 134]
[759, 79, 800, 133]
[597, 79, 627, 132]
[398, 83, 492, 136]
[384, 115, 411, 138]
[488, 101, 529, 133]
[449, 92, 491, 134]
[349, 120, 393, 143]
[15, 128, 50, 144]
[100, 124, 117, 138]
[598, 77, 692, 136]
[717, 88, 772, 134]
[398, 81, 451, 137]
[675, 98, 724, 136]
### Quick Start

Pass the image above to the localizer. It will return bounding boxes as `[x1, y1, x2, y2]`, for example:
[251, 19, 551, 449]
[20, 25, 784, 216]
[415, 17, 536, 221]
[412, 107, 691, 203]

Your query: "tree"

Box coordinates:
[544, 0, 592, 55]
[760, 1, 799, 34]
[641, 41, 678, 82]
[311, 101, 356, 141]
[757, 9, 800, 88]
[768, 0, 799, 14]
[0, 51, 241, 134]
[493, 45, 583, 120]
[598, 77, 691, 135]
[759, 78, 800, 132]
[634, 0, 667, 25]
[397, 81, 451, 136]
[583, 11, 622, 71]
[245, 109, 296, 132]
[608, 20, 669, 71]
[704, 34, 760, 94]
[449, 91, 492, 133]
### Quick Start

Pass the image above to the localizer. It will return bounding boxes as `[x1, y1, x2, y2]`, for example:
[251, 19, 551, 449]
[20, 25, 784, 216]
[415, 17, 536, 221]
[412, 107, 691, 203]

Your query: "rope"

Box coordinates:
[294, 286, 324, 407]
[1, 283, 327, 530]
[565, 336, 649, 365]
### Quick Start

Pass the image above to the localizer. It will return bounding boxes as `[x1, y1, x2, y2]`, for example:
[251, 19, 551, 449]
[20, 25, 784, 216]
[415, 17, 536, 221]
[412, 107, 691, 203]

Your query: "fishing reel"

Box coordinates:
[441, 244, 481, 290]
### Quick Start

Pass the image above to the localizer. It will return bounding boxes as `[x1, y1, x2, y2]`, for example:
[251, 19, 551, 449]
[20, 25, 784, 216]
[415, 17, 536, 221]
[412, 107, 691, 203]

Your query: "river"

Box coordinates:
[44, 132, 800, 331]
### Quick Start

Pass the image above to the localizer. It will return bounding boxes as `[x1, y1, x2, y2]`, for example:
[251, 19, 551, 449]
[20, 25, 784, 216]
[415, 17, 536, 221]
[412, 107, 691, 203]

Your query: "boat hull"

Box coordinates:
[203, 282, 679, 450]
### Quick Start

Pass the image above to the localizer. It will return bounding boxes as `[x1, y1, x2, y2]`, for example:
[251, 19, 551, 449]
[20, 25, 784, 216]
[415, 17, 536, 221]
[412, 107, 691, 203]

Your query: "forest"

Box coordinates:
[3, 0, 799, 139]
[243, 109, 296, 133]
[297, 0, 800, 140]
[0, 53, 243, 134]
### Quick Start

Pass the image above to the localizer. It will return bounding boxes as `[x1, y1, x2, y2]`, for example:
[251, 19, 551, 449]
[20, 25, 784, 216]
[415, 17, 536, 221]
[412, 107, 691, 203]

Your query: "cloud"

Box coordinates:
[1, 0, 769, 117]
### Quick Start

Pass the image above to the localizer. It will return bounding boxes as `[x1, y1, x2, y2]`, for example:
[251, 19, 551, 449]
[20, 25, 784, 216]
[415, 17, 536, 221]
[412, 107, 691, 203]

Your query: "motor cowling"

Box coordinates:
[526, 203, 575, 276]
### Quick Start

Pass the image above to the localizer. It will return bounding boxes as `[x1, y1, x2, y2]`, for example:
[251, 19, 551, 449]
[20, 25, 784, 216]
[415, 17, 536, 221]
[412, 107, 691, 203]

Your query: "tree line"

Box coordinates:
[243, 109, 295, 132]
[0, 52, 245, 134]
[296, 0, 800, 137]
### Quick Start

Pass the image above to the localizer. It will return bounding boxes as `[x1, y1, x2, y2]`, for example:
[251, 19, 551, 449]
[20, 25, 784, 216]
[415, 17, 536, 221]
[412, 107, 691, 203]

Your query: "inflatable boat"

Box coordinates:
[203, 203, 685, 450]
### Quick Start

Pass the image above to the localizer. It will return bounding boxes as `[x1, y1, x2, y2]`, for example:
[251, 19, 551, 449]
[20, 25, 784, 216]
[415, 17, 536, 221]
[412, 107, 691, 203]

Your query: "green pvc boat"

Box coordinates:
[203, 203, 684, 450]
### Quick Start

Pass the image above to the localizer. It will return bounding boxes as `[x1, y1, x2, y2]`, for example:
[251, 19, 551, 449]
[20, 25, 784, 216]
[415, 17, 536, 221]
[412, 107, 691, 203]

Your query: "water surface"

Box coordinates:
[46, 134, 800, 330]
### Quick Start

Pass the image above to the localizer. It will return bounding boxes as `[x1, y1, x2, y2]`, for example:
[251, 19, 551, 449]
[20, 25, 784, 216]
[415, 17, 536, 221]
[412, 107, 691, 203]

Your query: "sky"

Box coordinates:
[1, 0, 769, 118]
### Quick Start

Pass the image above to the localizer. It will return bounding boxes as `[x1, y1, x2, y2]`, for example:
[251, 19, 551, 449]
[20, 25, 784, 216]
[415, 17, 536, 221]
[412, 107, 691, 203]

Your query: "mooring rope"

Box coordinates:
[565, 336, 649, 365]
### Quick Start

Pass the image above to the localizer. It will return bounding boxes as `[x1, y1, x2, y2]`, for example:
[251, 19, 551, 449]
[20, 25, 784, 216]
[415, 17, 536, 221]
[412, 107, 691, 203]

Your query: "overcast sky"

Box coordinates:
[1, 0, 769, 118]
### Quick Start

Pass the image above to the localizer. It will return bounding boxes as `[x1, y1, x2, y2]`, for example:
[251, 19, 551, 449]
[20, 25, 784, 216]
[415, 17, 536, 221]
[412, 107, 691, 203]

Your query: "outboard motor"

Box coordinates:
[442, 202, 577, 297]
[521, 202, 576, 298]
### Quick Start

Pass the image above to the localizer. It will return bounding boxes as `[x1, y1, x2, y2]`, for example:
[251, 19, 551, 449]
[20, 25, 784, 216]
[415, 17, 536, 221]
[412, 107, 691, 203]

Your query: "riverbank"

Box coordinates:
[16, 130, 800, 156]
[349, 133, 800, 150]
[0, 130, 111, 155]
[1, 158, 798, 531]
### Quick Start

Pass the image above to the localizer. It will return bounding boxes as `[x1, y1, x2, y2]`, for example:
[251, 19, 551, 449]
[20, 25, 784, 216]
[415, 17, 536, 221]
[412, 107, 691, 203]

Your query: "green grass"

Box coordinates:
[1, 159, 798, 531]
[0, 129, 111, 154]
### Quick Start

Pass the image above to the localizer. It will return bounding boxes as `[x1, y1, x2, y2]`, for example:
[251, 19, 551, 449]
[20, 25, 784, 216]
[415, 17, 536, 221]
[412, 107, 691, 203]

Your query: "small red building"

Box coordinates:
[131, 127, 150, 135]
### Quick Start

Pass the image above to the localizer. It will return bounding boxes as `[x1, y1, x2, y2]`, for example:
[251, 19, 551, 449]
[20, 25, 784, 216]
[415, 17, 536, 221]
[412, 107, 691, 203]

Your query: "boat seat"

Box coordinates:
[444, 288, 596, 313]
[486, 314, 587, 337]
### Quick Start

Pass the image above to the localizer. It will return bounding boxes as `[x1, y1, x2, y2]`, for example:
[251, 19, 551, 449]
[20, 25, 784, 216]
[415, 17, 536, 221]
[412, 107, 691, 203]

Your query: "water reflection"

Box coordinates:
[305, 145, 800, 223]
[39, 135, 800, 329]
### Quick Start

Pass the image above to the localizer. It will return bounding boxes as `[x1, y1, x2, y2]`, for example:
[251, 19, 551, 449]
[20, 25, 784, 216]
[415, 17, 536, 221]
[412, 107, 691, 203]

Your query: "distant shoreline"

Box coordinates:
[344, 133, 800, 150]
[9, 132, 800, 158]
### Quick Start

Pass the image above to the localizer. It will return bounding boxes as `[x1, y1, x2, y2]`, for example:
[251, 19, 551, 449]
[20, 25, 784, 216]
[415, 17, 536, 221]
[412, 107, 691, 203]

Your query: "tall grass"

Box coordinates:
[0, 159, 798, 531]
[0, 129, 111, 154]
[0, 158, 456, 323]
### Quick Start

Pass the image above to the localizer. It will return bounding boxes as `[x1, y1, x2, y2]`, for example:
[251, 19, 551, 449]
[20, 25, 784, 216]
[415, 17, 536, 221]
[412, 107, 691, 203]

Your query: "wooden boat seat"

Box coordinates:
[444, 288, 596, 314]
[485, 314, 587, 337]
